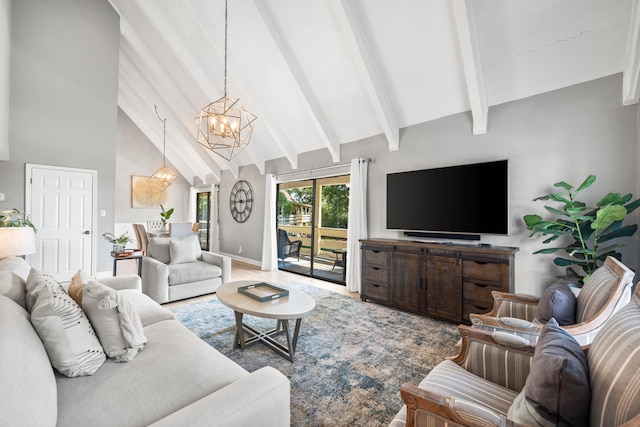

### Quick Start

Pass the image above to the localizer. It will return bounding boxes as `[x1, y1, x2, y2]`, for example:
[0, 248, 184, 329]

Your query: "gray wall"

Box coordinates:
[1, 0, 119, 272]
[259, 74, 638, 296]
[115, 108, 191, 225]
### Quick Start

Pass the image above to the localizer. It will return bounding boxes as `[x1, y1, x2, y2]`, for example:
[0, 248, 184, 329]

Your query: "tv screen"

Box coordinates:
[386, 160, 508, 235]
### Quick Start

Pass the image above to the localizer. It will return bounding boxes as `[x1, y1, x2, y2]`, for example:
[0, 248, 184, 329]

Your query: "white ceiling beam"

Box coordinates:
[451, 0, 488, 135]
[118, 50, 220, 182]
[253, 0, 340, 163]
[119, 29, 224, 179]
[338, 0, 399, 151]
[134, 0, 299, 172]
[623, 0, 640, 106]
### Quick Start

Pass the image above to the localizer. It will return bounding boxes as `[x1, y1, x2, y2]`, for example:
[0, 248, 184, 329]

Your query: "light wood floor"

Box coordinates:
[115, 258, 359, 309]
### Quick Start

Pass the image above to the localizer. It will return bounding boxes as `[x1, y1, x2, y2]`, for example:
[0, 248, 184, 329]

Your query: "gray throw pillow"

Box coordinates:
[508, 318, 590, 427]
[535, 282, 576, 325]
[169, 235, 201, 264]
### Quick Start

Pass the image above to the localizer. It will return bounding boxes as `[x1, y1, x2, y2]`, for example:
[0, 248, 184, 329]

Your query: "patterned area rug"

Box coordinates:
[171, 282, 459, 426]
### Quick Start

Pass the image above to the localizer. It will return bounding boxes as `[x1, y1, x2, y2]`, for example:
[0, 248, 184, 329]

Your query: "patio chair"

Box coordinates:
[277, 229, 302, 266]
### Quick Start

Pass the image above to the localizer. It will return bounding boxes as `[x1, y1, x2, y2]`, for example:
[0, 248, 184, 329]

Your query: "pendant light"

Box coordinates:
[194, 0, 256, 161]
[149, 105, 177, 191]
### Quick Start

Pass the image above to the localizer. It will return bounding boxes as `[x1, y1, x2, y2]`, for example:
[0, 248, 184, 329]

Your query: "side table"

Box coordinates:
[111, 251, 143, 277]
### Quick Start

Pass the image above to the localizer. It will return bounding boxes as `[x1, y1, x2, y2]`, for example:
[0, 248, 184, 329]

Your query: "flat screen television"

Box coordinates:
[386, 160, 509, 236]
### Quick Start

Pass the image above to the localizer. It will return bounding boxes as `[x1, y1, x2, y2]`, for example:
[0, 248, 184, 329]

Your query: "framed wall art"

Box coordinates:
[131, 175, 168, 208]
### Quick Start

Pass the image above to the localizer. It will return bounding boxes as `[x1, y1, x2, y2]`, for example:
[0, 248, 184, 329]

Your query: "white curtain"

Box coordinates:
[346, 158, 368, 292]
[261, 174, 278, 271]
[210, 184, 220, 253]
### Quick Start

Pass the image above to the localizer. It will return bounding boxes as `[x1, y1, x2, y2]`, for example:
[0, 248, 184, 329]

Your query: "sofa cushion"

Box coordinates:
[68, 269, 92, 306]
[25, 268, 52, 312]
[148, 237, 171, 264]
[508, 318, 590, 427]
[169, 235, 201, 265]
[30, 278, 106, 377]
[588, 294, 640, 427]
[0, 256, 31, 309]
[118, 289, 176, 327]
[0, 296, 57, 426]
[82, 279, 147, 361]
[56, 319, 249, 427]
[168, 261, 223, 286]
[419, 359, 518, 416]
[535, 282, 576, 325]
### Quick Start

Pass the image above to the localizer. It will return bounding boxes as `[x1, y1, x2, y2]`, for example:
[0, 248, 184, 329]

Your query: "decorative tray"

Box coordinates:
[238, 282, 289, 302]
[111, 249, 143, 258]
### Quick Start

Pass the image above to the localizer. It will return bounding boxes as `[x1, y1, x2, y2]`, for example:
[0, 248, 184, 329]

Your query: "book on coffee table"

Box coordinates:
[238, 283, 289, 302]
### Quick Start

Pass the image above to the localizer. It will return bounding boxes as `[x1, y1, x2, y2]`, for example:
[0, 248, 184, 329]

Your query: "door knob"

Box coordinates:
[83, 230, 90, 235]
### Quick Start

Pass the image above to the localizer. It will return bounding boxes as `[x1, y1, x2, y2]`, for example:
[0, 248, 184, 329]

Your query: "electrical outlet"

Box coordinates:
[238, 246, 242, 254]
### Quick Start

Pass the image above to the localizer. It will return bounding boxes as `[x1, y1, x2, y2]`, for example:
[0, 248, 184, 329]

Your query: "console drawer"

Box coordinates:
[463, 260, 508, 282]
[362, 281, 389, 302]
[363, 264, 388, 283]
[362, 249, 389, 266]
[463, 281, 501, 305]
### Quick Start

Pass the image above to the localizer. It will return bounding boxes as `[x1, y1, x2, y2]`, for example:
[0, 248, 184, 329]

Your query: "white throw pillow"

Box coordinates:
[25, 268, 51, 313]
[30, 279, 106, 377]
[81, 280, 147, 362]
[169, 235, 201, 264]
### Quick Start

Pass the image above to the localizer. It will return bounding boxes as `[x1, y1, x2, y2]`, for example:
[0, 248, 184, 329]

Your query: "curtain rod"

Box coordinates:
[276, 158, 370, 178]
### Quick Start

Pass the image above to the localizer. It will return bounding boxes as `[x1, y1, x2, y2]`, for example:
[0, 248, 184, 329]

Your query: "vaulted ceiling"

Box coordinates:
[108, 0, 640, 184]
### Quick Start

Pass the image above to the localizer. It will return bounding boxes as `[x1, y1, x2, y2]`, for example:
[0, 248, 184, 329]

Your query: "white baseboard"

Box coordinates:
[221, 252, 261, 267]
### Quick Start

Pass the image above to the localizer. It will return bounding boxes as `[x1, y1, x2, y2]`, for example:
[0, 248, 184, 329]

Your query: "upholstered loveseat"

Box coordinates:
[390, 285, 640, 427]
[142, 234, 231, 304]
[0, 256, 290, 427]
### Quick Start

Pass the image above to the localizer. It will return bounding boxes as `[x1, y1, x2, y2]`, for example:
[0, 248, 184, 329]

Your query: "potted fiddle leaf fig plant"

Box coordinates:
[523, 175, 640, 283]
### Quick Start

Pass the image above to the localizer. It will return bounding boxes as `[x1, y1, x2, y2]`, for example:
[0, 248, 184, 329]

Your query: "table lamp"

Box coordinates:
[0, 227, 36, 259]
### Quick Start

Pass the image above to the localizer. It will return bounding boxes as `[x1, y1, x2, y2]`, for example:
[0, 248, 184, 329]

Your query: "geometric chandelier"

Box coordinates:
[194, 0, 256, 162]
[148, 105, 177, 192]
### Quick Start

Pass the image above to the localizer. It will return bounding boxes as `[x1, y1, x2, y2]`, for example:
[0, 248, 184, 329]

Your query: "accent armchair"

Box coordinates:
[391, 285, 640, 426]
[141, 234, 231, 304]
[469, 256, 635, 346]
[277, 229, 302, 265]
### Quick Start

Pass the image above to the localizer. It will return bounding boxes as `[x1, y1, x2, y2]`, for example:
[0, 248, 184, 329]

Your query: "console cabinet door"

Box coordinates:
[391, 248, 421, 313]
[424, 255, 462, 323]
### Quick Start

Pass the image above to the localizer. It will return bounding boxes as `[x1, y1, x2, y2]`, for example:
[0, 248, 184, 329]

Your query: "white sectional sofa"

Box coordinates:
[0, 256, 290, 427]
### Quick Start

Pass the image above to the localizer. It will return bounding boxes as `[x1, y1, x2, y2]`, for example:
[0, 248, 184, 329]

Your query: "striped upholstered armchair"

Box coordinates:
[468, 256, 634, 347]
[391, 285, 640, 427]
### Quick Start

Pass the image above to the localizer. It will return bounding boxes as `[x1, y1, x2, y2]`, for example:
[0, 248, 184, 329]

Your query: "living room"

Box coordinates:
[2, 0, 640, 426]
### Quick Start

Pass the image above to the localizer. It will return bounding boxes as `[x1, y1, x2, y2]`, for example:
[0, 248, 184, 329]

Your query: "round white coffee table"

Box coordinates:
[217, 281, 316, 362]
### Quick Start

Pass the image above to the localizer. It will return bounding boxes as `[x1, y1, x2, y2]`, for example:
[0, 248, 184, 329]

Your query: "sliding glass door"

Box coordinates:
[195, 191, 211, 251]
[277, 175, 349, 285]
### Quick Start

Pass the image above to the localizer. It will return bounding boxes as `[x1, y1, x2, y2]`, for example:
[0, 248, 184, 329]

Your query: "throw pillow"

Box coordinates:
[25, 268, 56, 313]
[507, 318, 590, 427]
[30, 278, 106, 377]
[148, 237, 171, 264]
[81, 280, 146, 362]
[535, 282, 577, 325]
[169, 235, 201, 265]
[68, 269, 93, 306]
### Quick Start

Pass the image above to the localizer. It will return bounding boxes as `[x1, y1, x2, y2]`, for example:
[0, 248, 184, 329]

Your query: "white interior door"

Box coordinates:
[26, 164, 96, 281]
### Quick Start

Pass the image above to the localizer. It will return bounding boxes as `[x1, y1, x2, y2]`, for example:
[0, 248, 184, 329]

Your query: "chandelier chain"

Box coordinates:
[154, 104, 167, 166]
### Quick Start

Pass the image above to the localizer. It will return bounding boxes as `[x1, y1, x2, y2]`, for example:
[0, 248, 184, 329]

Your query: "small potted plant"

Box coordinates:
[102, 231, 133, 254]
[159, 204, 174, 231]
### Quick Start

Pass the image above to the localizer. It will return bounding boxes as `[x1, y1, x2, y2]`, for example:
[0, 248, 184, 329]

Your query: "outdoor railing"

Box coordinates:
[278, 225, 347, 257]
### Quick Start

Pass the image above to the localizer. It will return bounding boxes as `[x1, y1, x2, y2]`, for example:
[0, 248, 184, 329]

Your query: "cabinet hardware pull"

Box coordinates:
[474, 305, 489, 311]
[475, 283, 487, 287]
[372, 267, 380, 270]
[372, 284, 380, 287]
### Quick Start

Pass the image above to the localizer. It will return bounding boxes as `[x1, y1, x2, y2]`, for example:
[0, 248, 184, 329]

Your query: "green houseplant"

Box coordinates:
[160, 204, 174, 227]
[102, 232, 132, 253]
[0, 208, 36, 230]
[523, 175, 640, 282]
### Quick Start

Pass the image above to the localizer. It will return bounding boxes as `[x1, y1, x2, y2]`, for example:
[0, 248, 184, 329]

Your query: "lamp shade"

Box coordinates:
[0, 227, 36, 258]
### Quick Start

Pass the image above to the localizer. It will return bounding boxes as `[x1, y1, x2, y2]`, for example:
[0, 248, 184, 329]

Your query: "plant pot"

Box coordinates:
[112, 244, 126, 253]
